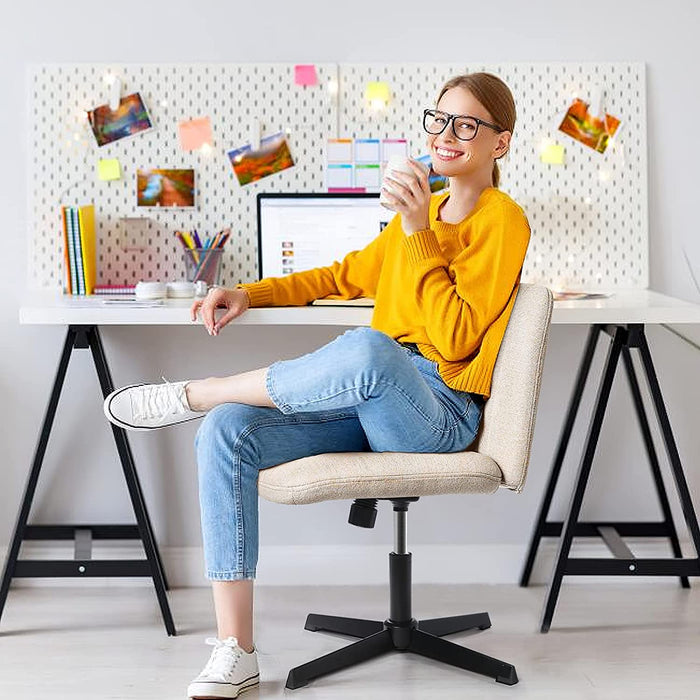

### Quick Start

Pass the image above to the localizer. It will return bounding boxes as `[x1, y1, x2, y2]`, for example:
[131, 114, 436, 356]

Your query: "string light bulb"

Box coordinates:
[538, 137, 555, 153]
[365, 81, 390, 111]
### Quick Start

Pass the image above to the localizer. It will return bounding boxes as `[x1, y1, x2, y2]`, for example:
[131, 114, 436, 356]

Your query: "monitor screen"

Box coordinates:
[256, 193, 391, 280]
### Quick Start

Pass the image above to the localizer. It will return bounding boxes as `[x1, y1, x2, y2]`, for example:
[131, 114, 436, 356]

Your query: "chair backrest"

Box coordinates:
[471, 283, 553, 493]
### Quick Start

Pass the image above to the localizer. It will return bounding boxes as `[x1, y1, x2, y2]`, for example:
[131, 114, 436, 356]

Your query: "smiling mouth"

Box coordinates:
[434, 146, 464, 161]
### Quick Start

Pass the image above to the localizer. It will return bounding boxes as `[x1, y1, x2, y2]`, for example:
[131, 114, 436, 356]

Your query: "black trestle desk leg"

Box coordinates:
[87, 327, 170, 591]
[621, 344, 690, 588]
[87, 326, 176, 636]
[0, 325, 175, 637]
[520, 324, 602, 587]
[539, 326, 626, 633]
[637, 331, 700, 573]
[0, 326, 77, 627]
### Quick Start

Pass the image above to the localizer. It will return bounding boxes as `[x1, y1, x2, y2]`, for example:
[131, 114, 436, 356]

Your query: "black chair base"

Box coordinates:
[286, 611, 517, 689]
[286, 499, 519, 690]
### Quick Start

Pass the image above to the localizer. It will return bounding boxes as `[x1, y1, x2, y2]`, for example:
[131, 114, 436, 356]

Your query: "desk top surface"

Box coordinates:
[18, 288, 700, 326]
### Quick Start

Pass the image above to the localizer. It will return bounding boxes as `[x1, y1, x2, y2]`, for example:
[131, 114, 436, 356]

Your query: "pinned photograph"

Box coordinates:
[558, 98, 621, 154]
[137, 169, 195, 208]
[227, 132, 295, 186]
[87, 92, 154, 147]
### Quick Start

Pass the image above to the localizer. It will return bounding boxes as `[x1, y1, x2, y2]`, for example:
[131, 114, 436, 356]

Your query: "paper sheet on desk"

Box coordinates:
[553, 291, 613, 301]
[101, 298, 164, 307]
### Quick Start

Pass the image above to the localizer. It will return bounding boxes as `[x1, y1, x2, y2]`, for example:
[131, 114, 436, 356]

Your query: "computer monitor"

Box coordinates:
[256, 193, 390, 280]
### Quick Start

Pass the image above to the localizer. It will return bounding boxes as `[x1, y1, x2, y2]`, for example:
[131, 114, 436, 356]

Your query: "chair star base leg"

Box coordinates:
[418, 611, 491, 636]
[286, 627, 394, 689]
[409, 626, 518, 685]
[285, 611, 517, 689]
[304, 613, 384, 638]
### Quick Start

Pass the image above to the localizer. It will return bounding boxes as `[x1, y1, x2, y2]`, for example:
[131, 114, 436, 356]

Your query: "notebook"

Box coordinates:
[311, 297, 374, 307]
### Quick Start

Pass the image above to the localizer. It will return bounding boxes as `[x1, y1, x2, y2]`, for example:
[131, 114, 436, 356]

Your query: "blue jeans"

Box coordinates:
[194, 327, 484, 581]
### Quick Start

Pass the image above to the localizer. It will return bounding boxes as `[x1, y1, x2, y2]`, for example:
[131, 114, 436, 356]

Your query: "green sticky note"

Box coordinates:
[98, 158, 122, 181]
[540, 143, 565, 165]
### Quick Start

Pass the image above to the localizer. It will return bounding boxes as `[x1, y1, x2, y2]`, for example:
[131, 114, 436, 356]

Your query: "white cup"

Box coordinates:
[135, 281, 167, 300]
[379, 156, 430, 210]
[166, 281, 196, 298]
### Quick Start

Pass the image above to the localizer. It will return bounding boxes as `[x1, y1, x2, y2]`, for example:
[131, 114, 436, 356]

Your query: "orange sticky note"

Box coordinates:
[294, 65, 317, 86]
[179, 117, 214, 151]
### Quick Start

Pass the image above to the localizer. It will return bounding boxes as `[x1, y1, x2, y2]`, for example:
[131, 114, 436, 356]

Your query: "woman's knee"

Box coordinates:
[195, 403, 260, 457]
[339, 327, 402, 374]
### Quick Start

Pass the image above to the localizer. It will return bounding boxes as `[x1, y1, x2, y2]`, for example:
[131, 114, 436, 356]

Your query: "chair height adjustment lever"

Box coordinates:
[349, 499, 378, 528]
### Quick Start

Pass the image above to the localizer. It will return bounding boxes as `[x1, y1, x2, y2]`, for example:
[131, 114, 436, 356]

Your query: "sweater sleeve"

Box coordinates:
[403, 203, 531, 361]
[237, 215, 398, 307]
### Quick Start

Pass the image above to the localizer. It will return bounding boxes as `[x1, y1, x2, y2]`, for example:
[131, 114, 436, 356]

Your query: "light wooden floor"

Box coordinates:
[0, 582, 698, 699]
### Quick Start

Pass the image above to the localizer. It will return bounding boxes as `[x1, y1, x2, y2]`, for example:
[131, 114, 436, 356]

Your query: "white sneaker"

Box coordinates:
[103, 378, 205, 431]
[187, 636, 260, 699]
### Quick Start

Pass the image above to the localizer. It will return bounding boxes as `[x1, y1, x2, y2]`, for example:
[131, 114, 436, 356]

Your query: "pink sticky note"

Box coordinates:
[294, 65, 318, 86]
[178, 116, 214, 151]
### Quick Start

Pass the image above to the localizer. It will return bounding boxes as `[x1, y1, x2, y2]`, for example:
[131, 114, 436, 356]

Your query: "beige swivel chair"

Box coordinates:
[258, 283, 554, 690]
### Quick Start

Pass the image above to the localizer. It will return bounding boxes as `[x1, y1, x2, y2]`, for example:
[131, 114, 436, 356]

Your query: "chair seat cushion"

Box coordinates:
[258, 451, 502, 505]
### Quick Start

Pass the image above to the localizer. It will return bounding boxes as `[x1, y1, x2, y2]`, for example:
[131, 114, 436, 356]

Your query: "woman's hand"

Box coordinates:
[190, 286, 250, 336]
[380, 159, 432, 235]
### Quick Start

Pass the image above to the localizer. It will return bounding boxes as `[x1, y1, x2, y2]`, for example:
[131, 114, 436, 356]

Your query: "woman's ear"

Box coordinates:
[494, 131, 511, 159]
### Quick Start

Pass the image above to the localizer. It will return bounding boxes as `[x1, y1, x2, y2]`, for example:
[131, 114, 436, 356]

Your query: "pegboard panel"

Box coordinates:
[27, 61, 647, 291]
[481, 61, 648, 290]
[27, 63, 338, 289]
[340, 62, 648, 290]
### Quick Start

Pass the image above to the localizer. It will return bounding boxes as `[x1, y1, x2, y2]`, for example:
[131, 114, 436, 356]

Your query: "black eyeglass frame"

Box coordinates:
[423, 108, 504, 141]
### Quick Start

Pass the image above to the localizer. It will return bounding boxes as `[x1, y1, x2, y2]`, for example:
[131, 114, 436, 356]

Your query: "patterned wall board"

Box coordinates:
[482, 61, 648, 290]
[340, 62, 648, 290]
[27, 62, 338, 289]
[28, 61, 647, 291]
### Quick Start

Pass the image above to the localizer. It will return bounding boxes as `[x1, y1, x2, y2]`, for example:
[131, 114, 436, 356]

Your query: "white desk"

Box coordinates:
[17, 288, 700, 326]
[7, 287, 700, 636]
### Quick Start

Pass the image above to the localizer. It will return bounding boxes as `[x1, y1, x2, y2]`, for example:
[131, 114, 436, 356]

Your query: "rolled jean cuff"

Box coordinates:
[265, 362, 294, 414]
[207, 569, 256, 581]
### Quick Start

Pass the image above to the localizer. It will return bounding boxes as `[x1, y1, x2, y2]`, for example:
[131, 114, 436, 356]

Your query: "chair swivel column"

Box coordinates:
[386, 502, 416, 650]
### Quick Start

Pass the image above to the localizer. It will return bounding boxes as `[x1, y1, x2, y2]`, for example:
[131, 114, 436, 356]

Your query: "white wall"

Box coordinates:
[2, 0, 700, 585]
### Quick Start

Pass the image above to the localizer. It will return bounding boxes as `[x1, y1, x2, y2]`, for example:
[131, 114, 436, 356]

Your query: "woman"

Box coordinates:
[104, 72, 531, 699]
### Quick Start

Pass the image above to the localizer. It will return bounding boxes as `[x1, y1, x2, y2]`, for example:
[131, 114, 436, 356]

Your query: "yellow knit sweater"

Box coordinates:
[238, 187, 531, 398]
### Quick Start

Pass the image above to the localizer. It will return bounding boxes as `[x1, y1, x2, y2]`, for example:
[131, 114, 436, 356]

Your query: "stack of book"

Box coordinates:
[61, 204, 96, 295]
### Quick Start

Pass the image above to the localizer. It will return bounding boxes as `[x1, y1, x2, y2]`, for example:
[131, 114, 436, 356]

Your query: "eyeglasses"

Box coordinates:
[423, 109, 504, 141]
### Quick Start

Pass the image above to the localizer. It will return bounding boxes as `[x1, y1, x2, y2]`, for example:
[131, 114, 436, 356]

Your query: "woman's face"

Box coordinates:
[426, 86, 511, 181]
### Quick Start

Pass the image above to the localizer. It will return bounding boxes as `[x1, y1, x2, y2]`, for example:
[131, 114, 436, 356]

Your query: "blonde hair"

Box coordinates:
[436, 73, 516, 188]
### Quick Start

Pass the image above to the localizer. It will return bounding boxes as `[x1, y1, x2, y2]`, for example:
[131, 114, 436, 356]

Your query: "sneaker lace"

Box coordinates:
[133, 376, 187, 424]
[201, 636, 243, 679]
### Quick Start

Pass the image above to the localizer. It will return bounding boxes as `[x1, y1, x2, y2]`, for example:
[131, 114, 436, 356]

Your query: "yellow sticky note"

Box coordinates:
[179, 116, 214, 151]
[540, 143, 565, 165]
[365, 81, 391, 107]
[98, 158, 121, 180]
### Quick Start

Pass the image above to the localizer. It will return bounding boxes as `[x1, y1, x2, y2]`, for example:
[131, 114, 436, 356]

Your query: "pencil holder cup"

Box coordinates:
[183, 248, 223, 285]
